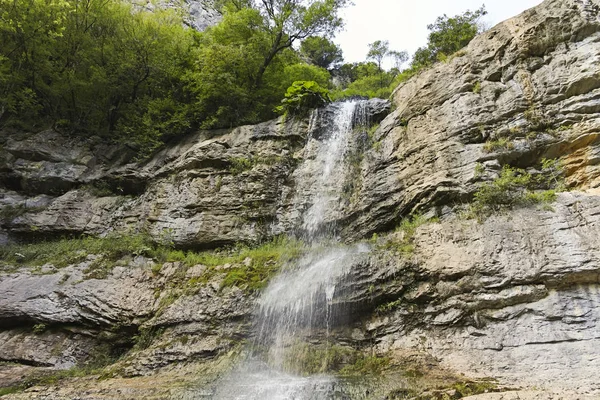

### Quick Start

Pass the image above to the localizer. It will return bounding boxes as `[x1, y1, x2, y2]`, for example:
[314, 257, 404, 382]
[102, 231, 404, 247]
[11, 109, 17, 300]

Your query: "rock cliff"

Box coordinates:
[1, 0, 600, 398]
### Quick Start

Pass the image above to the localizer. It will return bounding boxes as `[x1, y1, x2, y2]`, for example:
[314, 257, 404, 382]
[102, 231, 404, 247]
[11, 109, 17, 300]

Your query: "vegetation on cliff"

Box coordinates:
[0, 0, 348, 155]
[0, 0, 486, 156]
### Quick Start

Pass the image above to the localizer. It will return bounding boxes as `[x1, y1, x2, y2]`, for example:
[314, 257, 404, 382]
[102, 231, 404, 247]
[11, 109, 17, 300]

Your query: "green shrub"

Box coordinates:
[275, 81, 331, 117]
[467, 162, 564, 218]
[483, 137, 514, 153]
[0, 233, 155, 270]
[410, 6, 486, 70]
[229, 158, 255, 175]
[381, 214, 439, 256]
[32, 323, 47, 334]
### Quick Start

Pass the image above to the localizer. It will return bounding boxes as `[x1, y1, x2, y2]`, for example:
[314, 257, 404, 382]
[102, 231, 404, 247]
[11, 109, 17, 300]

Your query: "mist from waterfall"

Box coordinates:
[212, 100, 369, 399]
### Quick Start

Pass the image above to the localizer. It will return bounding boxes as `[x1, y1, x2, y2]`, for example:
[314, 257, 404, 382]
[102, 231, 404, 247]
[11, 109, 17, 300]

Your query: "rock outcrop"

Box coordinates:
[2, 0, 600, 398]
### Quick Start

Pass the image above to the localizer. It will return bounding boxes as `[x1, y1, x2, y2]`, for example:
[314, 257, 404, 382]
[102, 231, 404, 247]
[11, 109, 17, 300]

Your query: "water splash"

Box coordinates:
[212, 101, 369, 399]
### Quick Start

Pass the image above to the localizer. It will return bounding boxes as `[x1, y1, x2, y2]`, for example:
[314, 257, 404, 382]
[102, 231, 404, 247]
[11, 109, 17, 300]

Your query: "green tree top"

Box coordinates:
[300, 36, 343, 70]
[366, 40, 390, 71]
[253, 0, 350, 86]
[412, 5, 487, 68]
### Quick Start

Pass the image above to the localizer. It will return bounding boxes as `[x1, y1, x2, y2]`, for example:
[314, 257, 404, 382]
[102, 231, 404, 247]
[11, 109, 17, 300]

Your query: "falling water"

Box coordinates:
[212, 101, 369, 399]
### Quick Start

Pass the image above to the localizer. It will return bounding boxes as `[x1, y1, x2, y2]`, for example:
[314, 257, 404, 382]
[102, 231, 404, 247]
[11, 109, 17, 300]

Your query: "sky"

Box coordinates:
[334, 0, 544, 68]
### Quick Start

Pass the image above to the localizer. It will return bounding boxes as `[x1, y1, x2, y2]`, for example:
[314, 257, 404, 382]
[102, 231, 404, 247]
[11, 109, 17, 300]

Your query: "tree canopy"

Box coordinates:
[411, 5, 487, 68]
[300, 36, 343, 70]
[0, 0, 488, 156]
[252, 0, 349, 86]
[367, 40, 390, 71]
[0, 0, 348, 155]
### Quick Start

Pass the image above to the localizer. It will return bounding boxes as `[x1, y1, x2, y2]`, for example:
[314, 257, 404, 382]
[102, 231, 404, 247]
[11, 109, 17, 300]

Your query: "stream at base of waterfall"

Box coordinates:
[212, 101, 370, 399]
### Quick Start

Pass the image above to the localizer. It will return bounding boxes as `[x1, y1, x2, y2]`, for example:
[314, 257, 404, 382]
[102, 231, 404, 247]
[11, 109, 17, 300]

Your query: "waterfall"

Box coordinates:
[212, 100, 369, 399]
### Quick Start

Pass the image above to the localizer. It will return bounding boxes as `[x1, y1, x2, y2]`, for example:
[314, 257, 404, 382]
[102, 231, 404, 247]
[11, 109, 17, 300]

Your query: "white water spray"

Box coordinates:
[212, 101, 369, 399]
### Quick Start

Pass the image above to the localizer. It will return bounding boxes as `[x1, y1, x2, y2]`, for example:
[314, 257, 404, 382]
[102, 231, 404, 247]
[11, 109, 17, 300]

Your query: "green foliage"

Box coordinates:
[280, 64, 331, 91]
[0, 233, 155, 271]
[229, 158, 256, 175]
[0, 0, 349, 155]
[474, 162, 485, 178]
[219, 236, 305, 292]
[173, 236, 305, 293]
[186, 7, 271, 129]
[468, 162, 564, 218]
[367, 40, 390, 71]
[473, 81, 482, 94]
[275, 81, 331, 116]
[252, 0, 349, 88]
[32, 323, 47, 334]
[524, 106, 552, 132]
[0, 0, 194, 153]
[367, 123, 380, 141]
[338, 74, 394, 99]
[0, 387, 22, 396]
[376, 299, 403, 314]
[410, 6, 486, 70]
[483, 137, 514, 153]
[332, 63, 414, 100]
[379, 214, 439, 256]
[339, 355, 390, 376]
[300, 36, 343, 70]
[1, 232, 305, 293]
[228, 155, 286, 175]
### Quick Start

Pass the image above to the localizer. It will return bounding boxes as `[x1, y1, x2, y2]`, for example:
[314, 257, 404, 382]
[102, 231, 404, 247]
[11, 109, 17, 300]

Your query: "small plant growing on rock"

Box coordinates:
[483, 137, 514, 153]
[339, 354, 391, 376]
[466, 160, 564, 219]
[524, 105, 552, 132]
[229, 157, 255, 175]
[381, 214, 439, 256]
[474, 162, 485, 178]
[32, 323, 47, 334]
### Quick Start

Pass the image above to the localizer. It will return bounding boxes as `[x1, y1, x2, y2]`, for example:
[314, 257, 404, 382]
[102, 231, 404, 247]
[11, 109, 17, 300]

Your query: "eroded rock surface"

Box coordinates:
[2, 0, 600, 398]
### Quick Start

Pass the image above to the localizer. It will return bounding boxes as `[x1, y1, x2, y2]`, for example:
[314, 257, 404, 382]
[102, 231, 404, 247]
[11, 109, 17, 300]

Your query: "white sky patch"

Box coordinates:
[334, 0, 544, 68]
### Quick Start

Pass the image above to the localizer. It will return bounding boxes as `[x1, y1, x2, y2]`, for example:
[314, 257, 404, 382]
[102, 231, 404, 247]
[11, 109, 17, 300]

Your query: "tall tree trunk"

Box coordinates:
[254, 31, 284, 89]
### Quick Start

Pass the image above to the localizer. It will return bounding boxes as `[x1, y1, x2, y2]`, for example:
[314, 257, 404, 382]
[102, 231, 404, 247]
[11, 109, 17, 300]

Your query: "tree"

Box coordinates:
[411, 5, 487, 69]
[388, 50, 408, 71]
[366, 40, 389, 71]
[253, 0, 350, 87]
[300, 36, 343, 70]
[186, 7, 271, 128]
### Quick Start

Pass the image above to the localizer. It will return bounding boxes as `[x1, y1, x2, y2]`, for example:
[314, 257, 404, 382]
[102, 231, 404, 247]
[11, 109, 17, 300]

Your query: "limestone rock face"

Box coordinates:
[0, 99, 389, 248]
[361, 193, 600, 394]
[0, 258, 254, 372]
[2, 0, 600, 398]
[0, 118, 309, 248]
[343, 0, 600, 239]
[130, 0, 222, 31]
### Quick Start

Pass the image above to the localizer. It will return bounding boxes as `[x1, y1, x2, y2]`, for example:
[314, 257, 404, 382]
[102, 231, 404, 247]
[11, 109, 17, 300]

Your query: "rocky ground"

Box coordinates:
[2, 0, 600, 398]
